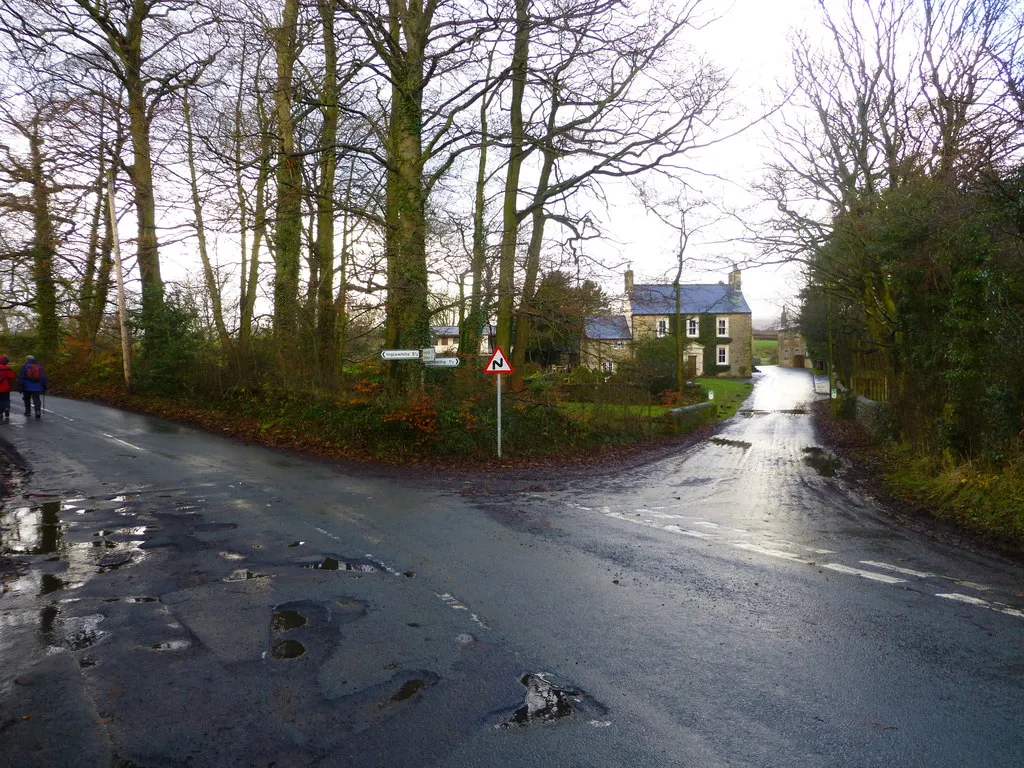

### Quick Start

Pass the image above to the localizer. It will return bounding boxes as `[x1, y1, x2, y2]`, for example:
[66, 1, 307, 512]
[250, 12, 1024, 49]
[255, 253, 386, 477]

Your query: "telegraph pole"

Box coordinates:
[106, 175, 132, 393]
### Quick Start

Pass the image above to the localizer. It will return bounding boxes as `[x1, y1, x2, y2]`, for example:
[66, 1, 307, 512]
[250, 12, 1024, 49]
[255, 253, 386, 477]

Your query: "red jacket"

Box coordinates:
[0, 364, 14, 393]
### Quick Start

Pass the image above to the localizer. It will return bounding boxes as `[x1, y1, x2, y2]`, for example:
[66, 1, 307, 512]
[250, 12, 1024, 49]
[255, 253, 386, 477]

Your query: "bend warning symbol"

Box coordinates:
[484, 346, 513, 374]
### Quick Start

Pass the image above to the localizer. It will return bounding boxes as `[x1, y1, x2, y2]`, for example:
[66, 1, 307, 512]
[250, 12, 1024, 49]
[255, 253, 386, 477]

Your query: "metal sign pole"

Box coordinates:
[497, 373, 502, 459]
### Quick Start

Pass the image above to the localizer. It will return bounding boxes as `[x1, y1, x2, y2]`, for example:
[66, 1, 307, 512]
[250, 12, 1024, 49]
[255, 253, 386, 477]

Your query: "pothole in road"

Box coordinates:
[151, 640, 192, 651]
[803, 447, 841, 476]
[497, 673, 608, 729]
[302, 555, 383, 573]
[223, 568, 268, 582]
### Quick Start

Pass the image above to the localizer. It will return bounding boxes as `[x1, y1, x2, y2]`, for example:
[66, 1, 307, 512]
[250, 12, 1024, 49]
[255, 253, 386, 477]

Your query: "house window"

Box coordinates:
[717, 317, 728, 337]
[686, 317, 698, 337]
[601, 361, 615, 373]
[717, 345, 728, 365]
[656, 319, 668, 338]
[613, 341, 626, 349]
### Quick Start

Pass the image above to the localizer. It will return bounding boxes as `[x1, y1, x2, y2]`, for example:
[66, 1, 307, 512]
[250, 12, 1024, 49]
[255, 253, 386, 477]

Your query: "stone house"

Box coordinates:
[580, 316, 632, 373]
[777, 325, 810, 369]
[582, 268, 754, 377]
[429, 325, 496, 355]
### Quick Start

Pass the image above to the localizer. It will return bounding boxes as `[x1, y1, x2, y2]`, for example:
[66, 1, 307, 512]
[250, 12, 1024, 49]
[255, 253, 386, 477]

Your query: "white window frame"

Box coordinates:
[656, 318, 668, 338]
[686, 317, 698, 338]
[613, 341, 626, 350]
[717, 345, 728, 365]
[717, 317, 729, 337]
[601, 360, 615, 373]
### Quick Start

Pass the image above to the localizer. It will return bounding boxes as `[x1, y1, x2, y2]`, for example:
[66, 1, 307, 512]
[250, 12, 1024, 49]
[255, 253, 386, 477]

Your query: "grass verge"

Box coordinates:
[696, 378, 754, 420]
[881, 448, 1024, 548]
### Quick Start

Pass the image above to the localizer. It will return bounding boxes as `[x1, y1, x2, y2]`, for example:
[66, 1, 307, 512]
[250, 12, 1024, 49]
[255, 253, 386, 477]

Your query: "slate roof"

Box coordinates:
[630, 284, 751, 315]
[584, 315, 632, 340]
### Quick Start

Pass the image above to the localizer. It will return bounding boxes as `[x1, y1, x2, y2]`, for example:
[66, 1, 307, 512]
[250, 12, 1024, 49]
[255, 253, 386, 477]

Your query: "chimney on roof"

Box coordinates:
[729, 266, 741, 292]
[625, 269, 634, 295]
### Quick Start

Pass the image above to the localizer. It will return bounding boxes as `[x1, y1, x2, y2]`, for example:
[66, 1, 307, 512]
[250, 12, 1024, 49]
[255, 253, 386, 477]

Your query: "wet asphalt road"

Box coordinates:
[0, 366, 1022, 767]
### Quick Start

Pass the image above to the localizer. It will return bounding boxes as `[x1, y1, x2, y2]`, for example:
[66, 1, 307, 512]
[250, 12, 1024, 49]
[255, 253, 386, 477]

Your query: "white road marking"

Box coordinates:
[315, 526, 340, 540]
[821, 563, 906, 584]
[953, 580, 992, 591]
[570, 504, 1017, 618]
[860, 560, 935, 578]
[42, 409, 74, 422]
[662, 525, 716, 538]
[437, 593, 490, 629]
[103, 433, 146, 452]
[731, 542, 807, 563]
[936, 593, 1024, 619]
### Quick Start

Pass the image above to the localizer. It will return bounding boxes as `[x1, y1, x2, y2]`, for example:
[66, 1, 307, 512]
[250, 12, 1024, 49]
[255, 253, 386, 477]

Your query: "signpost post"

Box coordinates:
[484, 346, 513, 458]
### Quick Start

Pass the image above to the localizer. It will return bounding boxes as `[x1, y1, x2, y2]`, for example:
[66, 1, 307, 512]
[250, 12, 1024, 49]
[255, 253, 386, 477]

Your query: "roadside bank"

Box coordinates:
[812, 400, 1024, 561]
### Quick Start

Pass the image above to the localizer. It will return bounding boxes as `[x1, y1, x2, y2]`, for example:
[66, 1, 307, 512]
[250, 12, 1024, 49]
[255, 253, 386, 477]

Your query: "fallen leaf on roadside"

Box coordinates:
[864, 721, 898, 731]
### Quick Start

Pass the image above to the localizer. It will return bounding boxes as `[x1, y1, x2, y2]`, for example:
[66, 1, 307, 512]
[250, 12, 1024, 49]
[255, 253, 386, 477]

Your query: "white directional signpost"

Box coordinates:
[380, 347, 460, 390]
[380, 349, 420, 360]
[484, 346, 513, 458]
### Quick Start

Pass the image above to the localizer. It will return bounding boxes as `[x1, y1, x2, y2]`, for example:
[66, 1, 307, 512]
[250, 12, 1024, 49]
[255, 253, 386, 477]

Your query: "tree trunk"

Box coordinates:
[121, 21, 164, 327]
[315, 0, 339, 384]
[271, 0, 303, 373]
[27, 125, 59, 362]
[509, 146, 554, 389]
[77, 131, 115, 352]
[494, 0, 530, 355]
[460, 93, 491, 358]
[183, 90, 234, 364]
[382, 0, 432, 396]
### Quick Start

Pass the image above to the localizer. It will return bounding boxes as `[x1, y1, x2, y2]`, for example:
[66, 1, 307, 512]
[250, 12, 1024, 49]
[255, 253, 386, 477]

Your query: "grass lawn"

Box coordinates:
[754, 338, 778, 363]
[695, 377, 754, 419]
[557, 378, 754, 426]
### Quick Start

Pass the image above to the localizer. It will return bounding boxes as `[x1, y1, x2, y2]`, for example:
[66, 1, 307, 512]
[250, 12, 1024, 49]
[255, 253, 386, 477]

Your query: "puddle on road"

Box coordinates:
[710, 437, 752, 450]
[270, 638, 306, 659]
[391, 678, 426, 702]
[272, 609, 308, 632]
[3, 502, 65, 555]
[738, 409, 768, 418]
[803, 447, 841, 477]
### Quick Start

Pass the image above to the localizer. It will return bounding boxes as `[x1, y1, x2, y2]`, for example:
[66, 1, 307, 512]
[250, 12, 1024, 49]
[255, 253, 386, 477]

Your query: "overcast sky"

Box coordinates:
[592, 0, 818, 327]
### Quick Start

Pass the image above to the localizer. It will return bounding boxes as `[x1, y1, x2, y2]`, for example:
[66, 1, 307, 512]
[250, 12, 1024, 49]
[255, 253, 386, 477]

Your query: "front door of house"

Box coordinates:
[687, 355, 698, 378]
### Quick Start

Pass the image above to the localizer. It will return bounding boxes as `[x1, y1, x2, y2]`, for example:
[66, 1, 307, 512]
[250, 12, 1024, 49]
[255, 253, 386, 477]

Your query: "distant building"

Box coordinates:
[429, 324, 496, 355]
[582, 267, 754, 377]
[580, 316, 632, 373]
[777, 325, 810, 369]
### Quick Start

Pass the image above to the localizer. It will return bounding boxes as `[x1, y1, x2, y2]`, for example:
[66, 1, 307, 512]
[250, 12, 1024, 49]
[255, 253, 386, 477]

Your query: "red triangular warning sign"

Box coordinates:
[484, 346, 513, 374]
